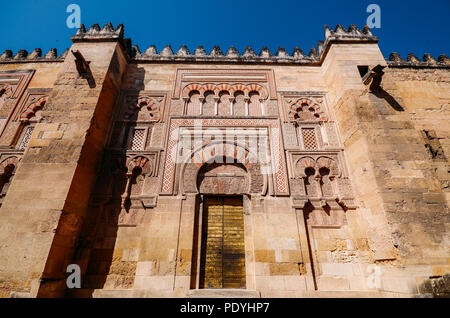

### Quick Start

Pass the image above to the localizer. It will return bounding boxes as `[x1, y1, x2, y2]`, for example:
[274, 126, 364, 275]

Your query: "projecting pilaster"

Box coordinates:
[0, 23, 129, 298]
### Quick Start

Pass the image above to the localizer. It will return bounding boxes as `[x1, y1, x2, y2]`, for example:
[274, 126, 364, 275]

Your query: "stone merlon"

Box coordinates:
[0, 22, 448, 67]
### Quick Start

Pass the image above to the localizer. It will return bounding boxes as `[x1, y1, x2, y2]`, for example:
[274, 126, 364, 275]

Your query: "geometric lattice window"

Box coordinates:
[18, 126, 34, 150]
[129, 128, 146, 151]
[302, 128, 318, 150]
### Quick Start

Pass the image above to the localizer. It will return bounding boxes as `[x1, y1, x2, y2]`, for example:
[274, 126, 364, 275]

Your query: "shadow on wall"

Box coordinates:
[371, 87, 405, 112]
[65, 67, 147, 297]
[66, 151, 128, 297]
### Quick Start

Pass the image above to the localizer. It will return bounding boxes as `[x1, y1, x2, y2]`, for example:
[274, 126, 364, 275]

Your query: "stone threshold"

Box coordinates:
[65, 288, 261, 298]
[300, 290, 413, 298]
[187, 289, 260, 298]
[64, 289, 418, 298]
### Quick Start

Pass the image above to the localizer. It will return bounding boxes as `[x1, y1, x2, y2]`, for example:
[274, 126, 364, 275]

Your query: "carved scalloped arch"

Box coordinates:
[288, 97, 327, 122]
[138, 96, 161, 121]
[20, 96, 47, 121]
[182, 83, 268, 100]
[182, 83, 203, 98]
[126, 155, 152, 176]
[295, 156, 316, 177]
[125, 96, 161, 121]
[316, 156, 340, 176]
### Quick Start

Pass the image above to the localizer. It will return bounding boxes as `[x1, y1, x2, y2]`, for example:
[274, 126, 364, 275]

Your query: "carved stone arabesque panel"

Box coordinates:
[0, 71, 34, 118]
[282, 123, 298, 148]
[162, 118, 288, 196]
[179, 133, 268, 196]
[109, 91, 167, 150]
[93, 91, 168, 227]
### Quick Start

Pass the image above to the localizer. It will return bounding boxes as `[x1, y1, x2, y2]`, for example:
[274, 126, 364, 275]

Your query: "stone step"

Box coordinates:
[187, 289, 260, 298]
[66, 288, 416, 298]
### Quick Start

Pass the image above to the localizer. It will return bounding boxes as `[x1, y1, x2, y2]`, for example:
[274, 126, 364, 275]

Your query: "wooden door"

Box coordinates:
[199, 196, 246, 289]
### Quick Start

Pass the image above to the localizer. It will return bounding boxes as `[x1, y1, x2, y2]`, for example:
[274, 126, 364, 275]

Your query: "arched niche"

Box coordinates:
[179, 142, 267, 196]
[293, 155, 341, 199]
[0, 156, 20, 205]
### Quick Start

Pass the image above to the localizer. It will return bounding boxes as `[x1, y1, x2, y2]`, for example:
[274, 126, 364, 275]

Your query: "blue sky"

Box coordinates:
[1, 0, 449, 60]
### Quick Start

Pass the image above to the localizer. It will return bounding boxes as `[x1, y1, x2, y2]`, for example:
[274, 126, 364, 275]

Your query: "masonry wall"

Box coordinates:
[382, 67, 450, 281]
[0, 37, 448, 298]
[0, 41, 128, 297]
[321, 44, 449, 295]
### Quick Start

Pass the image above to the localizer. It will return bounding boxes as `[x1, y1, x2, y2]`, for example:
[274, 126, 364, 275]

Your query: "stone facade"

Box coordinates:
[0, 23, 448, 298]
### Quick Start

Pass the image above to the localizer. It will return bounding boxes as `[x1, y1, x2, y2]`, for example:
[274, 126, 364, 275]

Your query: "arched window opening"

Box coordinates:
[186, 90, 201, 116]
[233, 91, 245, 116]
[248, 91, 262, 116]
[218, 91, 231, 116]
[130, 166, 144, 195]
[319, 167, 333, 197]
[0, 164, 15, 206]
[304, 167, 318, 197]
[202, 90, 215, 116]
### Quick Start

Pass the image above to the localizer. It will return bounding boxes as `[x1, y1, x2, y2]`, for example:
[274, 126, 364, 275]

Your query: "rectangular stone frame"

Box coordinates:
[172, 68, 278, 100]
[160, 117, 289, 196]
[0, 70, 35, 140]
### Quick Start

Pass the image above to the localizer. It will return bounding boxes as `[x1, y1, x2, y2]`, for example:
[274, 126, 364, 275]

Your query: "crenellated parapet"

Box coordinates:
[0, 48, 68, 62]
[132, 43, 318, 64]
[388, 52, 449, 68]
[1, 22, 448, 69]
[318, 24, 378, 58]
[131, 24, 379, 64]
[71, 22, 125, 42]
[324, 24, 375, 40]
